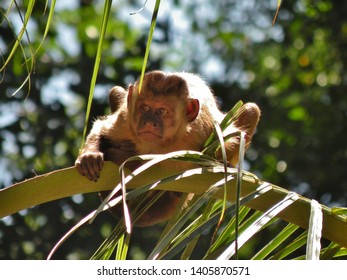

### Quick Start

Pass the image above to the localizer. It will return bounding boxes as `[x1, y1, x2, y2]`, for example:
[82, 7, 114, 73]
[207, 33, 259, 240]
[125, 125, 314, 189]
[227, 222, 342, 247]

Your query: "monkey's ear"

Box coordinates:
[109, 86, 127, 113]
[127, 85, 134, 103]
[127, 84, 137, 109]
[186, 98, 200, 122]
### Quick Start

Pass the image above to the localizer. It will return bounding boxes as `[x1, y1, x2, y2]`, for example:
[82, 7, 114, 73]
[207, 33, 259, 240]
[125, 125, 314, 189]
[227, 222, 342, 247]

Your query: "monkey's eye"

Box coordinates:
[140, 104, 150, 112]
[157, 108, 169, 116]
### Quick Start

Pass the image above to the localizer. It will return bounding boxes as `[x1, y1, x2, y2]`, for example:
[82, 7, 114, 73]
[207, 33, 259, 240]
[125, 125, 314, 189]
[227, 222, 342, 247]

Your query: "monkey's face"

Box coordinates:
[127, 72, 201, 147]
[133, 96, 183, 143]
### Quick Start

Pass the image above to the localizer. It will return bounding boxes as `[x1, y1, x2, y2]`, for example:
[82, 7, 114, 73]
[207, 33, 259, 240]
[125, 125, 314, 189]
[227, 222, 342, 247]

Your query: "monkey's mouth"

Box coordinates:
[138, 131, 162, 142]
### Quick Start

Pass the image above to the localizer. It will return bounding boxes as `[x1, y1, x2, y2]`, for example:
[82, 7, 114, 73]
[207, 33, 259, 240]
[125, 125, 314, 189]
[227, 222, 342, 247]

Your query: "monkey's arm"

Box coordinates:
[75, 116, 138, 181]
[76, 85, 131, 181]
[75, 122, 105, 181]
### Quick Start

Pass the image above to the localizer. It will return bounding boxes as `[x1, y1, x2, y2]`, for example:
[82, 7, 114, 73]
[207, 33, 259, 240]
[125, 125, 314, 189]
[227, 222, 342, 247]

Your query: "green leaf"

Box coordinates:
[270, 232, 308, 260]
[252, 223, 300, 260]
[216, 192, 299, 260]
[159, 184, 271, 260]
[204, 100, 243, 148]
[138, 0, 161, 93]
[331, 207, 347, 216]
[2, 160, 347, 257]
[80, 0, 112, 150]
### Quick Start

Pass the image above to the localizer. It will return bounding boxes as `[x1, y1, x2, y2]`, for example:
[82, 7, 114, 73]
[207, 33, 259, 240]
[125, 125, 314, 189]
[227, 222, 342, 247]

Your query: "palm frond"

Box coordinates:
[80, 0, 112, 150]
[138, 0, 161, 93]
[252, 223, 300, 259]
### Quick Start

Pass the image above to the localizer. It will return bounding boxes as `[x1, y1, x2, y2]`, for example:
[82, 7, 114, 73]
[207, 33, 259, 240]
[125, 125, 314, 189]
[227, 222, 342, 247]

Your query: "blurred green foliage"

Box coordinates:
[0, 0, 347, 259]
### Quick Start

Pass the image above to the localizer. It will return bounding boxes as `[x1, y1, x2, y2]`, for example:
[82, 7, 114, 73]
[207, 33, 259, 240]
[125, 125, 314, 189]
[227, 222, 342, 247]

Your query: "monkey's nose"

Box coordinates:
[142, 121, 157, 128]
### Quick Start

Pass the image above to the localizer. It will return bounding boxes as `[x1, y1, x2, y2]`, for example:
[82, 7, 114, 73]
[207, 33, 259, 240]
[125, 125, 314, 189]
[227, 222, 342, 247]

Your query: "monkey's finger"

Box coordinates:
[89, 153, 104, 172]
[75, 158, 95, 180]
[87, 155, 105, 181]
[83, 160, 100, 182]
[78, 164, 98, 182]
[96, 156, 104, 172]
[75, 160, 86, 177]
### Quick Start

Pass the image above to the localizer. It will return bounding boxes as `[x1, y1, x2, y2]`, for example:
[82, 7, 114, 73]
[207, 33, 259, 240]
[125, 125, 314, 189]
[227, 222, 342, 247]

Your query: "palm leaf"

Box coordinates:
[80, 0, 112, 149]
[252, 223, 300, 259]
[214, 192, 299, 260]
[137, 0, 161, 93]
[270, 231, 308, 260]
[2, 160, 347, 256]
[157, 184, 271, 260]
[306, 199, 323, 260]
[0, 0, 35, 72]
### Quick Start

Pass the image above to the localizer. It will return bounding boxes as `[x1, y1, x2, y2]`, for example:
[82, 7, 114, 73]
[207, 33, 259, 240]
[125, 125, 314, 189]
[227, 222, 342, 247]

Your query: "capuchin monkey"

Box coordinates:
[75, 70, 260, 226]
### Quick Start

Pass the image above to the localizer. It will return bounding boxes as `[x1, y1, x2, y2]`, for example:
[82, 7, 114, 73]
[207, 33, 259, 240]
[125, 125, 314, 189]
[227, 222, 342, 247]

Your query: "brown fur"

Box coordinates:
[75, 70, 260, 226]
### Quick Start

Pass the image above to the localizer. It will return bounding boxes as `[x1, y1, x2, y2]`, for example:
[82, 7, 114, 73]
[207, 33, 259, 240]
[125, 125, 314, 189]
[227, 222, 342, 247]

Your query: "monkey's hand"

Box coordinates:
[221, 102, 261, 167]
[75, 151, 104, 182]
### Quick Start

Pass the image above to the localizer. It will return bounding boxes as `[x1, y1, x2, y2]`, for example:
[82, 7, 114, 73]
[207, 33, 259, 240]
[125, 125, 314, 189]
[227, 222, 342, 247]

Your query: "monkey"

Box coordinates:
[75, 70, 260, 226]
